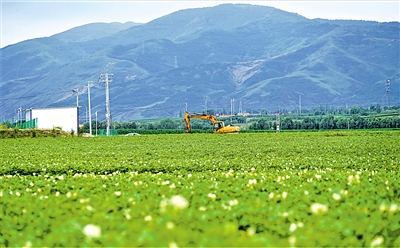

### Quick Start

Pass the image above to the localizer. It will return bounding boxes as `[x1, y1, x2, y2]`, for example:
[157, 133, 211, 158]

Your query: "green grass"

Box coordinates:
[1, 131, 399, 246]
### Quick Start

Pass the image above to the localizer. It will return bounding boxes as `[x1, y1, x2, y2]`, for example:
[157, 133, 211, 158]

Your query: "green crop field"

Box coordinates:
[1, 131, 399, 247]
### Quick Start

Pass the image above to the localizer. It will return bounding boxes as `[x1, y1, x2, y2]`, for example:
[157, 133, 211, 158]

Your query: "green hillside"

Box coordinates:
[1, 4, 399, 121]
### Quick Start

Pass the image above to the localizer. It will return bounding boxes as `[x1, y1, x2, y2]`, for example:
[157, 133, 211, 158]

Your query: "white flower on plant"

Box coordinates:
[169, 195, 188, 210]
[389, 204, 398, 212]
[166, 221, 175, 229]
[208, 193, 217, 200]
[348, 175, 360, 185]
[332, 193, 341, 201]
[310, 203, 328, 214]
[248, 179, 257, 185]
[169, 242, 178, 248]
[379, 203, 387, 212]
[279, 212, 289, 217]
[269, 192, 274, 199]
[229, 199, 239, 206]
[159, 198, 169, 212]
[124, 212, 131, 220]
[144, 215, 152, 221]
[187, 174, 192, 178]
[246, 227, 256, 236]
[114, 191, 121, 196]
[83, 224, 101, 238]
[370, 236, 384, 246]
[199, 206, 207, 211]
[23, 241, 32, 248]
[288, 236, 296, 246]
[57, 175, 64, 180]
[289, 223, 297, 232]
[282, 192, 288, 199]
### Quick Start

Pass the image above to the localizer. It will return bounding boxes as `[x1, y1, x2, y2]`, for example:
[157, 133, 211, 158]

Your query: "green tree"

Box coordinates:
[351, 115, 365, 129]
[350, 106, 360, 115]
[256, 118, 268, 130]
[281, 117, 294, 130]
[376, 103, 381, 114]
[147, 123, 155, 130]
[301, 116, 317, 129]
[319, 114, 336, 129]
[159, 118, 177, 129]
[336, 117, 350, 129]
[123, 122, 137, 129]
[261, 109, 268, 116]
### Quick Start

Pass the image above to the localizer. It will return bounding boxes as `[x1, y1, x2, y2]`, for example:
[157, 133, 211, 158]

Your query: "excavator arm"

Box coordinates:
[184, 111, 192, 133]
[184, 111, 240, 134]
[185, 112, 217, 133]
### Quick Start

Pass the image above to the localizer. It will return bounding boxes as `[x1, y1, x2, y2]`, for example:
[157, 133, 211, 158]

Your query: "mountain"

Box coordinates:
[52, 22, 141, 43]
[1, 4, 399, 122]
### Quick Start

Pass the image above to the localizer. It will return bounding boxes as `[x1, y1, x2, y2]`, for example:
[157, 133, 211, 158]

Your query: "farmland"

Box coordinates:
[1, 131, 399, 247]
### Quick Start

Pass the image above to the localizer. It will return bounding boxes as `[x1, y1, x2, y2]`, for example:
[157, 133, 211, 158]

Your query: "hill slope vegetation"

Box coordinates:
[1, 4, 399, 121]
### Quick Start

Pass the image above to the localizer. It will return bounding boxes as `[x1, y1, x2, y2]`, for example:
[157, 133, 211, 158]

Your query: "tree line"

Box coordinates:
[250, 114, 400, 130]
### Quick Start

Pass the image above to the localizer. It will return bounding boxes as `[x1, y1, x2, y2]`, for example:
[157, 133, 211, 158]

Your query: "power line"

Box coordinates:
[0, 90, 73, 101]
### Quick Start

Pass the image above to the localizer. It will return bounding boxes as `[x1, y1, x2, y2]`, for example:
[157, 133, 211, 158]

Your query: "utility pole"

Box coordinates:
[205, 97, 207, 114]
[95, 111, 98, 136]
[72, 89, 79, 107]
[230, 98, 234, 124]
[299, 95, 302, 115]
[87, 81, 93, 135]
[185, 99, 188, 112]
[276, 113, 280, 133]
[386, 79, 390, 108]
[99, 73, 113, 136]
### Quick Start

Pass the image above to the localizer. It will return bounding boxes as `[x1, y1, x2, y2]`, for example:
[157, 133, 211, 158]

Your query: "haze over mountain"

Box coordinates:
[1, 4, 399, 122]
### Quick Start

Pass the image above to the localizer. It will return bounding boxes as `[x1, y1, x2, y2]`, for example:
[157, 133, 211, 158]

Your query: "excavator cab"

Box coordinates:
[212, 121, 224, 132]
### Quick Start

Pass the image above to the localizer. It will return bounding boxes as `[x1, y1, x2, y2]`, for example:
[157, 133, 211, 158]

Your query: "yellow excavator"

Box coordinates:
[184, 111, 240, 134]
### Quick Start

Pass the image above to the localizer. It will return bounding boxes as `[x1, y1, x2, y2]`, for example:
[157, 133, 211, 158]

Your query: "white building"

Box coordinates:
[25, 106, 79, 134]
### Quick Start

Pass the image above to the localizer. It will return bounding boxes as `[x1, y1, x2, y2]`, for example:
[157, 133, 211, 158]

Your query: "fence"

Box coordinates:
[13, 118, 38, 129]
[98, 129, 118, 136]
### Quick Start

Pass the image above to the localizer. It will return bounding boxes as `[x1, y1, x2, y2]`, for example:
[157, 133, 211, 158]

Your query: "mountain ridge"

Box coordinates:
[1, 4, 399, 121]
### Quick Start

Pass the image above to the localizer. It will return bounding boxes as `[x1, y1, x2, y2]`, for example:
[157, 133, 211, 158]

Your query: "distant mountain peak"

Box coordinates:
[1, 4, 398, 121]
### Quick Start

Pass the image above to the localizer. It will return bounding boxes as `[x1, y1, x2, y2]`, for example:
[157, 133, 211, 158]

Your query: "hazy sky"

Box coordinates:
[1, 0, 399, 48]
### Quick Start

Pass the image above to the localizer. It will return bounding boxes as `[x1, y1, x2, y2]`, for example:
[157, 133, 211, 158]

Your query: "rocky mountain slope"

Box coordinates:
[1, 4, 399, 121]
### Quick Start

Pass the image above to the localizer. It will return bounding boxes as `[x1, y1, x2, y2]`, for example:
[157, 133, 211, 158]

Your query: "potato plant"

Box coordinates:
[1, 131, 399, 246]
